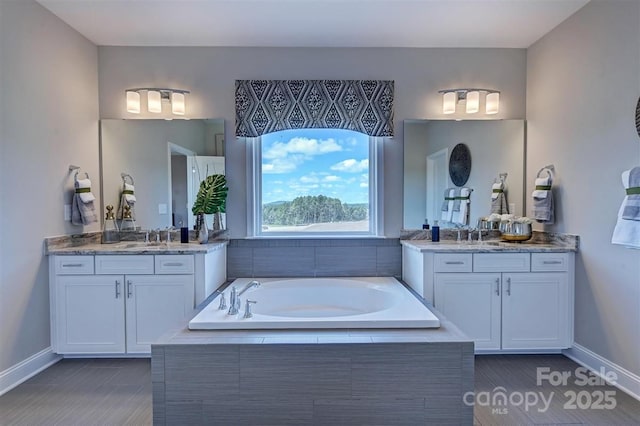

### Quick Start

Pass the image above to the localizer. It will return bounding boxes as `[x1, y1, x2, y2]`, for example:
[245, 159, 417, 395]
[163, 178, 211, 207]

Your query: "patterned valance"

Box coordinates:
[235, 80, 394, 137]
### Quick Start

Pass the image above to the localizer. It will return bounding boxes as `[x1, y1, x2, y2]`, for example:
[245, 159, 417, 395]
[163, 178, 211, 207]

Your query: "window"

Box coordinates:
[248, 128, 383, 237]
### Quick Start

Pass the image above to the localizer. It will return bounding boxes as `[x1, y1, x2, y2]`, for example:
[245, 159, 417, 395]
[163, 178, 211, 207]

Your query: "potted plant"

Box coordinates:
[191, 174, 228, 243]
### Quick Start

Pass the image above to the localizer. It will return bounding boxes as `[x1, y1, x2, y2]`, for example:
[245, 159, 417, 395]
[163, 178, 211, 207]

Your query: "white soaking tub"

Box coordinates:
[188, 277, 440, 330]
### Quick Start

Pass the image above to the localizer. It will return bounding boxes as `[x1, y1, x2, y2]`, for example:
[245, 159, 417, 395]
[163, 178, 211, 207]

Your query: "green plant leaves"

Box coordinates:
[192, 174, 228, 215]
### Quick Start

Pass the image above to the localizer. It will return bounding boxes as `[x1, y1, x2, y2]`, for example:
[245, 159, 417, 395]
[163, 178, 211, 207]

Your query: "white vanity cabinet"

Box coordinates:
[49, 246, 226, 356]
[403, 246, 575, 353]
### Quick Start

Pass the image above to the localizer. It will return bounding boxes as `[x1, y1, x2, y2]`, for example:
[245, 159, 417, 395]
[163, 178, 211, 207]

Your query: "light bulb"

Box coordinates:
[442, 92, 457, 114]
[147, 90, 162, 113]
[126, 91, 140, 114]
[171, 92, 186, 115]
[466, 91, 480, 114]
[486, 92, 500, 115]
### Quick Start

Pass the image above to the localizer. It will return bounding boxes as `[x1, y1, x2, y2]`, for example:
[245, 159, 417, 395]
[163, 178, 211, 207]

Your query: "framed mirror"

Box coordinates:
[100, 119, 225, 230]
[403, 119, 526, 229]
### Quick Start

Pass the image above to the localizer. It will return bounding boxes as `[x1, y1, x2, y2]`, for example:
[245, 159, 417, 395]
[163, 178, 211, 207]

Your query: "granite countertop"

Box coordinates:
[46, 240, 227, 255]
[401, 239, 577, 253]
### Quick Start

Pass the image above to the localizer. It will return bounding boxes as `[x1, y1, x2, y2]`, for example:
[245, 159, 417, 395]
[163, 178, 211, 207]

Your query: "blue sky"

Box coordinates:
[261, 129, 369, 204]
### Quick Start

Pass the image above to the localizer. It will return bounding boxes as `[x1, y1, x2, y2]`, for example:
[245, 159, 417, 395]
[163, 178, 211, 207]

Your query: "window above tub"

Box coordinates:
[246, 128, 384, 237]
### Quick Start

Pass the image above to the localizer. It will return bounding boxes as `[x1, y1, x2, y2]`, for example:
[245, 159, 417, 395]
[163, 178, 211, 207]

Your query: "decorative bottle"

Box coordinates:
[102, 205, 120, 244]
[196, 213, 209, 244]
[431, 220, 440, 242]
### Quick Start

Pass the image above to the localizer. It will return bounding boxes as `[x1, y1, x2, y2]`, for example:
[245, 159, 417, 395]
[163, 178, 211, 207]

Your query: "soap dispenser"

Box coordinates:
[431, 220, 440, 242]
[102, 205, 120, 244]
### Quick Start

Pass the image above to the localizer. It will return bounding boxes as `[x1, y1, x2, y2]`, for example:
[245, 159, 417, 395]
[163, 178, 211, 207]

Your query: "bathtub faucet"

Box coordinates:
[227, 280, 261, 315]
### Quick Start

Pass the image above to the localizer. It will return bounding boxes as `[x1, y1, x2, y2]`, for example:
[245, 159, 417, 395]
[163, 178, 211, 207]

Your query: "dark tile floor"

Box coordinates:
[1, 354, 639, 425]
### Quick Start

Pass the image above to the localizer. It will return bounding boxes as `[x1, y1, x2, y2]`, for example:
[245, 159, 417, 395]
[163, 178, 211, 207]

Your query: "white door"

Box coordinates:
[56, 275, 125, 354]
[125, 275, 194, 353]
[501, 273, 570, 350]
[426, 148, 449, 225]
[187, 156, 225, 229]
[435, 273, 502, 350]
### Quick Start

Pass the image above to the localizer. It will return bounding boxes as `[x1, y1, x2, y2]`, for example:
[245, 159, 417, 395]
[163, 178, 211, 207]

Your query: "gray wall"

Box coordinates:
[97, 47, 528, 237]
[527, 0, 640, 376]
[0, 1, 99, 372]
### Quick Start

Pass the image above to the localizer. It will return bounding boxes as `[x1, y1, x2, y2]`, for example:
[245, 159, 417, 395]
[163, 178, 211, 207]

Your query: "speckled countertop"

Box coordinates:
[401, 238, 578, 253]
[46, 240, 227, 255]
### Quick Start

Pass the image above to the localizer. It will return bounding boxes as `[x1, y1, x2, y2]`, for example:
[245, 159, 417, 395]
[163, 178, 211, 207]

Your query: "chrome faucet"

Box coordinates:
[243, 299, 257, 319]
[227, 280, 261, 316]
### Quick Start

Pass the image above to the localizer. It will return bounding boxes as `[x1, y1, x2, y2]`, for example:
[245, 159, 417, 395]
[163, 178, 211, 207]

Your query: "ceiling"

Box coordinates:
[37, 0, 589, 48]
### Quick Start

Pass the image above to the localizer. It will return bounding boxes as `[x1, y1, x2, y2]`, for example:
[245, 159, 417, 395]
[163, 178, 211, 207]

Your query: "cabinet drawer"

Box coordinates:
[473, 253, 530, 272]
[54, 256, 94, 274]
[434, 253, 473, 272]
[531, 253, 569, 272]
[95, 255, 154, 275]
[155, 255, 194, 274]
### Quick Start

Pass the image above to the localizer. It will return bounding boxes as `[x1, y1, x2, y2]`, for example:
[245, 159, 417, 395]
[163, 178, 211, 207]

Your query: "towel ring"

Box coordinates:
[73, 170, 90, 181]
[536, 164, 555, 179]
[121, 173, 134, 185]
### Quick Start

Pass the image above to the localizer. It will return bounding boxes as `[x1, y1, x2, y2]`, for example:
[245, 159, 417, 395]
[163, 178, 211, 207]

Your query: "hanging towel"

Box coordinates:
[71, 178, 97, 225]
[452, 187, 471, 225]
[452, 188, 463, 212]
[612, 169, 640, 249]
[491, 182, 509, 214]
[622, 166, 640, 220]
[117, 182, 136, 220]
[532, 174, 554, 224]
[441, 188, 455, 223]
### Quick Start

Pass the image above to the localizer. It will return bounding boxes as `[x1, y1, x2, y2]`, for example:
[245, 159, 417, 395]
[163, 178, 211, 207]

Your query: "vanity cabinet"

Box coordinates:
[49, 247, 225, 356]
[403, 247, 575, 353]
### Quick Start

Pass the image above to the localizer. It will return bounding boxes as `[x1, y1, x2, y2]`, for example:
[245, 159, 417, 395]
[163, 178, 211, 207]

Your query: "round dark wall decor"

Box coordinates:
[635, 96, 640, 139]
[449, 143, 472, 187]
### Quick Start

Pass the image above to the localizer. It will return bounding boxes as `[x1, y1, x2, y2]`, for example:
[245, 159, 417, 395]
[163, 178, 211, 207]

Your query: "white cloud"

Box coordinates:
[262, 158, 299, 174]
[323, 175, 341, 182]
[263, 137, 342, 160]
[330, 159, 369, 173]
[300, 175, 319, 183]
[360, 182, 369, 188]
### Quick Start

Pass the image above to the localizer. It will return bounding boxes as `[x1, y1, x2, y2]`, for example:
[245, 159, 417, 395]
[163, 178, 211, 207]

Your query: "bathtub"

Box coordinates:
[188, 277, 440, 330]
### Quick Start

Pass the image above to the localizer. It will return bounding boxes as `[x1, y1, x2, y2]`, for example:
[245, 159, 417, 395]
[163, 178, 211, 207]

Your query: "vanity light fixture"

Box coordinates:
[125, 88, 190, 115]
[438, 88, 500, 115]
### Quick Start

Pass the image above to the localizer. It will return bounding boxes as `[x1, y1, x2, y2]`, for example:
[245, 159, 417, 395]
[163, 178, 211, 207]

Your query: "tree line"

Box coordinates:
[263, 195, 368, 226]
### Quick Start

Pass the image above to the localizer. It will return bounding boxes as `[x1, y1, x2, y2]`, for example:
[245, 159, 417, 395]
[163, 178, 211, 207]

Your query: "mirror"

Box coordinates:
[100, 119, 225, 230]
[403, 119, 525, 229]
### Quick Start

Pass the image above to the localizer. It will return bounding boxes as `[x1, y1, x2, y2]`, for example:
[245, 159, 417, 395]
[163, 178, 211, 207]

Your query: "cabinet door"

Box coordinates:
[125, 275, 194, 353]
[435, 273, 501, 350]
[502, 272, 569, 350]
[55, 275, 125, 354]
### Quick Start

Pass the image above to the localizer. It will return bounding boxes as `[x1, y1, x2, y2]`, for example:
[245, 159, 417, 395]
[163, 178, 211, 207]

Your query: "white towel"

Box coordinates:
[612, 170, 640, 249]
[532, 174, 554, 224]
[491, 182, 508, 214]
[123, 183, 136, 203]
[441, 188, 455, 223]
[491, 182, 502, 200]
[532, 177, 550, 199]
[71, 179, 98, 226]
[452, 187, 471, 225]
[75, 178, 96, 203]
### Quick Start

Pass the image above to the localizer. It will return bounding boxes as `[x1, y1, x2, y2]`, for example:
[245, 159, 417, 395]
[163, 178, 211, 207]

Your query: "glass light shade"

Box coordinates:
[171, 92, 186, 115]
[442, 92, 457, 114]
[147, 90, 162, 113]
[466, 91, 480, 114]
[126, 91, 140, 114]
[485, 92, 500, 115]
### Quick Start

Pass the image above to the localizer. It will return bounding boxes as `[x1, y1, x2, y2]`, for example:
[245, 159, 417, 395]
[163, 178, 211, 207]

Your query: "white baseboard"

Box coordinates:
[563, 343, 640, 402]
[0, 347, 61, 397]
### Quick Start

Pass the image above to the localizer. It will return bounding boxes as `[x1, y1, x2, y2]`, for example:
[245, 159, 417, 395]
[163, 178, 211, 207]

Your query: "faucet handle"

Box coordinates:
[243, 300, 257, 319]
[217, 293, 227, 310]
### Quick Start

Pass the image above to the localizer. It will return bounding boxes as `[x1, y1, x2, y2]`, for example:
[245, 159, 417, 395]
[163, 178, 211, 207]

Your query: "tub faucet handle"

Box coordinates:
[228, 287, 240, 315]
[243, 300, 257, 319]
[217, 293, 227, 310]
